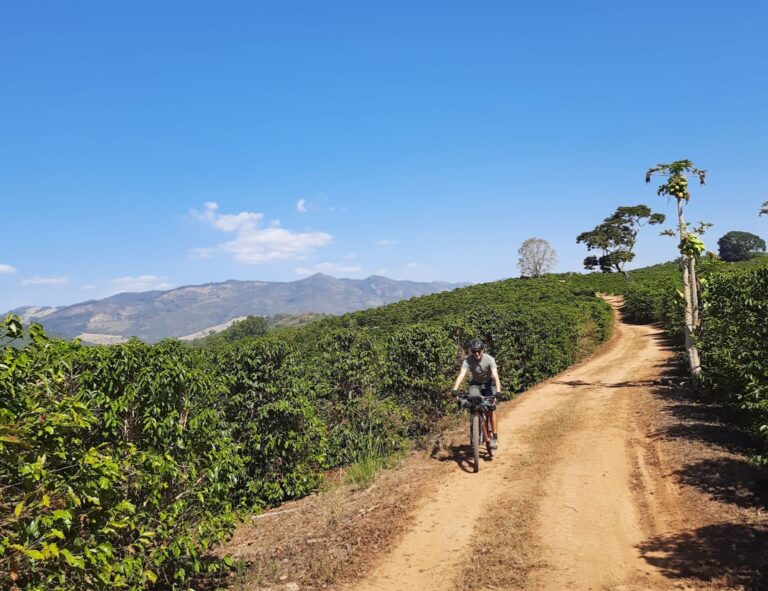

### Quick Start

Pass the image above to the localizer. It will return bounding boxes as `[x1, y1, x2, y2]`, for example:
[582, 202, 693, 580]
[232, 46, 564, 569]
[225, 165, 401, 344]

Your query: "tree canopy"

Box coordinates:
[517, 238, 557, 277]
[717, 231, 767, 262]
[576, 205, 665, 279]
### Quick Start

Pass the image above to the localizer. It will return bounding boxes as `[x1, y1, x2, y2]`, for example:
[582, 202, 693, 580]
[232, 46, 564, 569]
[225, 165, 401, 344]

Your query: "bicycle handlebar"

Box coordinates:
[454, 393, 502, 400]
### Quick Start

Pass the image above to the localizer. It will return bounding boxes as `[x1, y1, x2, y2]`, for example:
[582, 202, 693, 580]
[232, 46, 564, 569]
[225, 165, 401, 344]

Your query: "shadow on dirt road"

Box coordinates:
[636, 331, 768, 589]
[638, 523, 768, 589]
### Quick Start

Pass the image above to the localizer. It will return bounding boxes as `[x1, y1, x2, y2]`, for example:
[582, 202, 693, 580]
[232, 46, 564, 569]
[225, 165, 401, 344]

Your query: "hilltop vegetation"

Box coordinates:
[13, 274, 463, 343]
[3, 255, 768, 589]
[190, 312, 326, 348]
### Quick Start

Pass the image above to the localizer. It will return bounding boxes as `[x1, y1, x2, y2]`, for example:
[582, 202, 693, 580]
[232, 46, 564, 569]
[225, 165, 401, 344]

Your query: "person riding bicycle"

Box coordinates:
[452, 338, 502, 449]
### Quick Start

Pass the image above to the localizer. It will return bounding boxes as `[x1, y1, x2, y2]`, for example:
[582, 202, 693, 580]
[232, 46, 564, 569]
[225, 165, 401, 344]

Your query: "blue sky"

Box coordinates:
[2, 1, 767, 310]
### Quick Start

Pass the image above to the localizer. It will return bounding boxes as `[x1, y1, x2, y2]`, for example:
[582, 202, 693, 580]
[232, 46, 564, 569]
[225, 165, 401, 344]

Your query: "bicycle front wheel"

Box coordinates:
[471, 413, 480, 472]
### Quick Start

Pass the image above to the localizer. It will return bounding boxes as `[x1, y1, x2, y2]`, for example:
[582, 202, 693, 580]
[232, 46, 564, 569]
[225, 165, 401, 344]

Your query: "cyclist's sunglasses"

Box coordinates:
[471, 348, 483, 354]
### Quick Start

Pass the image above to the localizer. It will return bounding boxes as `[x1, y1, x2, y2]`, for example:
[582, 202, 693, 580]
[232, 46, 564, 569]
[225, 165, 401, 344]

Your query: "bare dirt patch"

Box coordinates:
[219, 455, 452, 590]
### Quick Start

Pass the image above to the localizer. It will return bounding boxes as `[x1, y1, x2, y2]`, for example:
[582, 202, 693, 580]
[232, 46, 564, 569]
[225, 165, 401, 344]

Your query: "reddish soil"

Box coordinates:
[221, 297, 768, 590]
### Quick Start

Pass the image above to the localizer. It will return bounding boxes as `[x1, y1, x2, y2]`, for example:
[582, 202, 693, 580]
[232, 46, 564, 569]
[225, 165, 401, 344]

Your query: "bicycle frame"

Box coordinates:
[459, 395, 497, 472]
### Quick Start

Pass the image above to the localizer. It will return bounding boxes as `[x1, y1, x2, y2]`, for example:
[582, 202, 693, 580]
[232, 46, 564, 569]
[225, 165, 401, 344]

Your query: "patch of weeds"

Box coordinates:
[227, 559, 250, 591]
[248, 558, 281, 587]
[345, 431, 406, 489]
[308, 551, 344, 584]
[322, 491, 345, 528]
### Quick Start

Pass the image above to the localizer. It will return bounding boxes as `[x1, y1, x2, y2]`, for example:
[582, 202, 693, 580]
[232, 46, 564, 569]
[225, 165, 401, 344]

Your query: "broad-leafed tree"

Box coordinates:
[717, 231, 766, 262]
[576, 205, 665, 282]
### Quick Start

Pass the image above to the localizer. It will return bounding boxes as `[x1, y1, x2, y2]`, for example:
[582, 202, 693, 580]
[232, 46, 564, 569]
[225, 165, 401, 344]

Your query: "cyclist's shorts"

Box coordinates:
[469, 381, 496, 398]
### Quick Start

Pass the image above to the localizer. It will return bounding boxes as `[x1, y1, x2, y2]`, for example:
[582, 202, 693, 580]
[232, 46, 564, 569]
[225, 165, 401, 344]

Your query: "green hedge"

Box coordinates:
[1, 326, 243, 590]
[700, 268, 768, 458]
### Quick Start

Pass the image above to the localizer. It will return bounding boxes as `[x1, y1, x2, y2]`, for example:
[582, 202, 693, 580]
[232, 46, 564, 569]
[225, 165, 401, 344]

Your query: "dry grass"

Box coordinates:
[217, 449, 448, 590]
[456, 397, 581, 590]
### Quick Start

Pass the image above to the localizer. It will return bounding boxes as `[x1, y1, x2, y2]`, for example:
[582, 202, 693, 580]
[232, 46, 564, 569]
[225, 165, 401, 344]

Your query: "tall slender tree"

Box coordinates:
[760, 201, 768, 217]
[646, 160, 707, 384]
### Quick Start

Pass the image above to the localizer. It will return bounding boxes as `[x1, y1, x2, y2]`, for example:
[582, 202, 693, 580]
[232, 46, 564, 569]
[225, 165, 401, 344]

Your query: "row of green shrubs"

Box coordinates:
[617, 257, 768, 460]
[2, 276, 614, 590]
[699, 268, 768, 462]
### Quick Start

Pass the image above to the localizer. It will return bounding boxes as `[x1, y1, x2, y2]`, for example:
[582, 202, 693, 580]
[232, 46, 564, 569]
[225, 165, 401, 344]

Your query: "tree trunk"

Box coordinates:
[689, 255, 700, 328]
[676, 199, 702, 384]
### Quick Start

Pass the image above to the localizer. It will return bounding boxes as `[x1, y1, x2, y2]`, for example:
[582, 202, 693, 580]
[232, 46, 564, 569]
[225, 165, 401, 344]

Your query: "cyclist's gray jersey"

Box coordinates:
[461, 353, 497, 384]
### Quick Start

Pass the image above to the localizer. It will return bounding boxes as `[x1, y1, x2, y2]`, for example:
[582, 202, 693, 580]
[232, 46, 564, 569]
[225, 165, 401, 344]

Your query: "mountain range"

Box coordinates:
[9, 273, 466, 343]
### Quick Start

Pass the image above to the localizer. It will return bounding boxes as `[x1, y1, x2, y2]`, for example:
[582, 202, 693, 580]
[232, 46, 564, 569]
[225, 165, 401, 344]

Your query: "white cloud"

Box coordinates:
[376, 239, 398, 246]
[0, 263, 16, 274]
[110, 275, 173, 292]
[400, 262, 433, 279]
[191, 202, 263, 232]
[297, 198, 307, 213]
[191, 202, 333, 264]
[295, 262, 364, 276]
[189, 247, 215, 260]
[22, 276, 69, 286]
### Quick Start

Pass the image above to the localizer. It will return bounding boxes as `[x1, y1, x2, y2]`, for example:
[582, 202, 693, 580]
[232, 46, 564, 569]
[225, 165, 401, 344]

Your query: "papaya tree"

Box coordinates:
[576, 205, 665, 282]
[646, 160, 707, 384]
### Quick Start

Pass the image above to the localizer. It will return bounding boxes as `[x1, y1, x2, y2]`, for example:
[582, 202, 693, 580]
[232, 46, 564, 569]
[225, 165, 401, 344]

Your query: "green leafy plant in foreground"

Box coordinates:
[1, 318, 243, 590]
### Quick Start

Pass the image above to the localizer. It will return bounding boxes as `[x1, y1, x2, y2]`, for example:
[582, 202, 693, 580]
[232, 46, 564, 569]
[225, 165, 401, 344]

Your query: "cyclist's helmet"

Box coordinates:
[469, 339, 485, 353]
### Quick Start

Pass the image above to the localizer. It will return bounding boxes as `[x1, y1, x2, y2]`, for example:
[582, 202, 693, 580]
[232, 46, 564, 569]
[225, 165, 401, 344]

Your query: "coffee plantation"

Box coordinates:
[2, 257, 767, 589]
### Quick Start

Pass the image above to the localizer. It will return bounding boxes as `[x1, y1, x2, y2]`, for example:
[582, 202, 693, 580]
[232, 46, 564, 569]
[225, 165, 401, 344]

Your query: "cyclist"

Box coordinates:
[452, 338, 502, 449]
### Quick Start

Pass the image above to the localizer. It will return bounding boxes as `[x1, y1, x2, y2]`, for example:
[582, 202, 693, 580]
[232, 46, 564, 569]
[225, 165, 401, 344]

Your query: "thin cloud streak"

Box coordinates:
[295, 262, 364, 276]
[110, 275, 173, 293]
[22, 276, 69, 286]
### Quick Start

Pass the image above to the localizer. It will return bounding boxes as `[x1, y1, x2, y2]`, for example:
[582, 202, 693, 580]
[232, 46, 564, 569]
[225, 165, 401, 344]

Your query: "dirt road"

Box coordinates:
[350, 297, 678, 591]
[228, 297, 767, 590]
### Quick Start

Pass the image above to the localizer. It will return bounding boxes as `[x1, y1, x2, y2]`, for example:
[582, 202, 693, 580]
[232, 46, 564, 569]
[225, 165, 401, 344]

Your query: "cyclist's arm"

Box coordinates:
[452, 367, 468, 391]
[492, 366, 501, 394]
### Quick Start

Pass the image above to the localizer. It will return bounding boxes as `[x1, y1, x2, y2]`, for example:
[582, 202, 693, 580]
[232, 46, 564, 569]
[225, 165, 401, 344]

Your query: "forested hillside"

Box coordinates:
[3, 256, 767, 590]
[11, 274, 464, 343]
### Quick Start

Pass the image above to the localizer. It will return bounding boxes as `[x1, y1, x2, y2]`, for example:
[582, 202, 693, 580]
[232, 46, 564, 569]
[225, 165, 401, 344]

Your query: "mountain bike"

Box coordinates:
[456, 393, 499, 472]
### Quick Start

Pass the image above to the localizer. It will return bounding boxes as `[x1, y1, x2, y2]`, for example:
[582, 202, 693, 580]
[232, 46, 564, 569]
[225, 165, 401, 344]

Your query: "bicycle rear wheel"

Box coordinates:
[471, 414, 480, 472]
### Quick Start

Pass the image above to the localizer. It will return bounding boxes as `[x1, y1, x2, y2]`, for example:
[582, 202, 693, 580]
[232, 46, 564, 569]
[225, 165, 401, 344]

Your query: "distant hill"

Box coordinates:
[9, 274, 466, 343]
